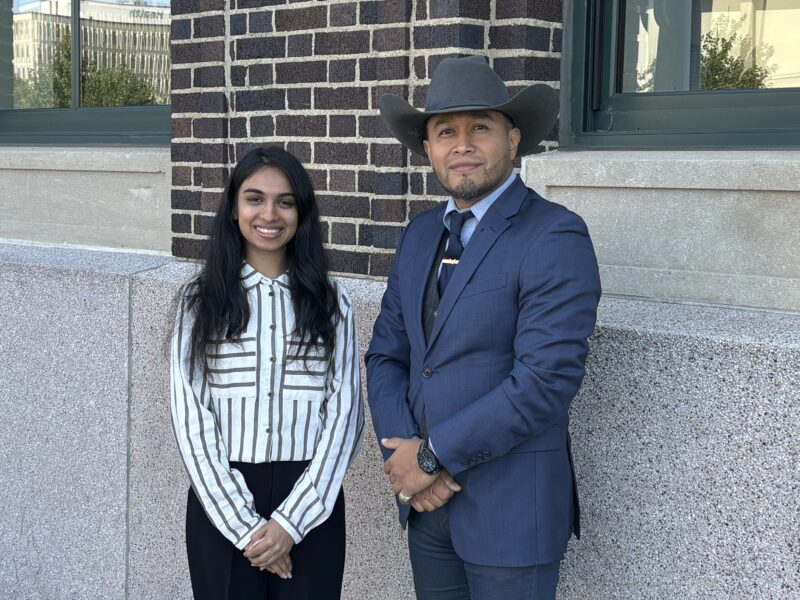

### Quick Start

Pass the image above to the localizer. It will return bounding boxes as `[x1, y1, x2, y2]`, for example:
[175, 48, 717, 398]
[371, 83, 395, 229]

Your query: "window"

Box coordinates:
[0, 0, 170, 145]
[563, 0, 800, 147]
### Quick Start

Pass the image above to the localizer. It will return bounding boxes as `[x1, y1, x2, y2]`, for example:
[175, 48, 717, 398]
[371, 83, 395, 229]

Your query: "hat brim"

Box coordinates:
[379, 84, 559, 157]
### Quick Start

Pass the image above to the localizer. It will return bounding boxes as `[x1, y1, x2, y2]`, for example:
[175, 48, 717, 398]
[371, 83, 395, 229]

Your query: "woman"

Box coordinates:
[170, 147, 364, 599]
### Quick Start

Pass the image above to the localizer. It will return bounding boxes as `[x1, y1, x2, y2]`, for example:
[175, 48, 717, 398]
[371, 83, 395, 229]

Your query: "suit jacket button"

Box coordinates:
[422, 368, 432, 378]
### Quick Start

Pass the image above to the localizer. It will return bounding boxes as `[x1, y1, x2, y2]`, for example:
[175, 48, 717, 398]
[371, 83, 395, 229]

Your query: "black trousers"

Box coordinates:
[186, 460, 346, 600]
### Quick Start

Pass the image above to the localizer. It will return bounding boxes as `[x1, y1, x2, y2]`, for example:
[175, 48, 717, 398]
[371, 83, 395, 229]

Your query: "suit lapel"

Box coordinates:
[410, 205, 446, 352]
[426, 177, 528, 352]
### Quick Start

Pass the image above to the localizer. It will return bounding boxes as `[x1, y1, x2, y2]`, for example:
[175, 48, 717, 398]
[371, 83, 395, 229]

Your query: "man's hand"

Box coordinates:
[243, 520, 294, 578]
[409, 470, 462, 512]
[381, 437, 437, 498]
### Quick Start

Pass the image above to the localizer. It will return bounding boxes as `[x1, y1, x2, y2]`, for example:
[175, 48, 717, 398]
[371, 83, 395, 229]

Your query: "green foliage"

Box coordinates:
[700, 15, 774, 91]
[14, 32, 157, 109]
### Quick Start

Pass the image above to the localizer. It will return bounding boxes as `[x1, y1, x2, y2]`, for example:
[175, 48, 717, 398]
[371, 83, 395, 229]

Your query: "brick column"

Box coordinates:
[170, 0, 563, 277]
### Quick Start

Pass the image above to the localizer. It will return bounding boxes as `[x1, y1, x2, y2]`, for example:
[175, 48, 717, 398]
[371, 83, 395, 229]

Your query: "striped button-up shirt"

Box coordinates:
[170, 264, 364, 549]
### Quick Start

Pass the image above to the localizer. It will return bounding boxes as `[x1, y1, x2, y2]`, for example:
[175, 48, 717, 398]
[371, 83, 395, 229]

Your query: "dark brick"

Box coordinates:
[315, 87, 369, 110]
[201, 143, 229, 165]
[409, 172, 424, 194]
[235, 142, 263, 161]
[237, 0, 283, 7]
[496, 0, 562, 22]
[319, 221, 330, 243]
[307, 169, 327, 191]
[371, 84, 406, 110]
[330, 115, 356, 137]
[409, 199, 442, 219]
[360, 56, 408, 81]
[329, 170, 356, 192]
[172, 237, 206, 260]
[369, 253, 394, 277]
[193, 118, 227, 138]
[413, 24, 483, 50]
[371, 198, 406, 222]
[231, 65, 246, 86]
[331, 222, 356, 245]
[201, 190, 223, 213]
[360, 0, 412, 24]
[371, 143, 406, 167]
[193, 66, 225, 88]
[245, 12, 271, 35]
[359, 224, 403, 249]
[317, 194, 370, 218]
[194, 214, 216, 236]
[288, 34, 312, 56]
[171, 19, 191, 40]
[230, 117, 247, 138]
[410, 151, 430, 167]
[315, 142, 367, 165]
[235, 89, 285, 112]
[172, 0, 224, 15]
[327, 249, 369, 275]
[427, 53, 471, 76]
[430, 0, 490, 19]
[412, 85, 427, 108]
[276, 5, 326, 30]
[553, 28, 562, 52]
[372, 26, 410, 52]
[426, 172, 446, 196]
[359, 115, 391, 138]
[172, 190, 201, 210]
[171, 117, 191, 138]
[286, 142, 311, 163]
[171, 142, 195, 162]
[172, 166, 192, 186]
[195, 167, 227, 188]
[489, 25, 550, 51]
[315, 30, 369, 55]
[416, 0, 427, 19]
[330, 2, 357, 26]
[276, 60, 326, 83]
[230, 13, 247, 35]
[236, 36, 286, 60]
[276, 115, 326, 137]
[494, 57, 560, 82]
[172, 213, 191, 234]
[172, 40, 224, 64]
[251, 116, 275, 136]
[287, 88, 311, 109]
[193, 14, 224, 38]
[249, 64, 273, 85]
[171, 68, 191, 90]
[329, 60, 356, 83]
[359, 171, 407, 195]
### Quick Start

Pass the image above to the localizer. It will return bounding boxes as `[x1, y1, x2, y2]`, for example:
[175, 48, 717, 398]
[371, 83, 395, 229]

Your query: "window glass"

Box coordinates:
[621, 0, 800, 93]
[79, 0, 170, 107]
[5, 0, 72, 109]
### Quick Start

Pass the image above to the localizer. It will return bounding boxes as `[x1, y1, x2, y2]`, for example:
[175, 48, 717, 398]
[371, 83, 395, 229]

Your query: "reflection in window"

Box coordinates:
[621, 0, 800, 93]
[2, 0, 170, 110]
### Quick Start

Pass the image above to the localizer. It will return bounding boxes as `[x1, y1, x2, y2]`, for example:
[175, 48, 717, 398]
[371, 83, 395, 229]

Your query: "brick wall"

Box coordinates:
[170, 0, 563, 277]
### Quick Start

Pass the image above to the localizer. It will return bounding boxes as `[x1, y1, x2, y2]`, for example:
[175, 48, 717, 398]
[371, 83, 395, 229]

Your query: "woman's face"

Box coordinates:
[235, 165, 299, 275]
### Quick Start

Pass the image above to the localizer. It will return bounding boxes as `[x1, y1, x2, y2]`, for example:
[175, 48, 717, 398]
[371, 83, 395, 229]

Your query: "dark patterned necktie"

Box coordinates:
[438, 210, 473, 296]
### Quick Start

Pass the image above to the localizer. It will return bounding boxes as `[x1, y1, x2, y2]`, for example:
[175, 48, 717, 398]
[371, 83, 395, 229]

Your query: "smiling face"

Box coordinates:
[235, 165, 299, 278]
[422, 110, 521, 209]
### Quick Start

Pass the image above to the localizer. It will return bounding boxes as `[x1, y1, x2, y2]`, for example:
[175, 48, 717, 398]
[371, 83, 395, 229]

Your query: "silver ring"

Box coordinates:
[398, 493, 412, 503]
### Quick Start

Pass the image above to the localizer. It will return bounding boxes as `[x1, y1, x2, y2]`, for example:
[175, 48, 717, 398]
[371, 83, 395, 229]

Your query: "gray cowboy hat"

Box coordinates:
[379, 56, 559, 156]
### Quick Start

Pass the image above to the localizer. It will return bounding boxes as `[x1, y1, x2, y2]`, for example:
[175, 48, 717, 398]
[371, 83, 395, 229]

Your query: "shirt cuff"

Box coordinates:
[269, 510, 304, 545]
[235, 516, 269, 551]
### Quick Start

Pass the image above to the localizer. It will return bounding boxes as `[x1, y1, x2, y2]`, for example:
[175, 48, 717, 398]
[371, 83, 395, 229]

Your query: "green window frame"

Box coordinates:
[0, 0, 169, 146]
[562, 0, 800, 148]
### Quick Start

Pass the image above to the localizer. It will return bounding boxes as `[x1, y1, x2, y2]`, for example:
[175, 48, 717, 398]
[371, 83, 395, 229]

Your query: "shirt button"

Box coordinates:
[422, 368, 432, 378]
[267, 392, 273, 398]
[270, 357, 276, 362]
[269, 291, 274, 297]
[265, 427, 271, 433]
[270, 324, 275, 330]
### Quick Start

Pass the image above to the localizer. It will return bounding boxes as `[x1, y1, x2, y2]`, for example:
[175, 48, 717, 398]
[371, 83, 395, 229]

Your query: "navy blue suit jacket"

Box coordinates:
[365, 176, 601, 567]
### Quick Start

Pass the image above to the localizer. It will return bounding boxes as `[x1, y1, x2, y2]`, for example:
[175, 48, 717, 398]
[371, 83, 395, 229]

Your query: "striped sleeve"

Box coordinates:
[169, 294, 268, 550]
[270, 286, 365, 543]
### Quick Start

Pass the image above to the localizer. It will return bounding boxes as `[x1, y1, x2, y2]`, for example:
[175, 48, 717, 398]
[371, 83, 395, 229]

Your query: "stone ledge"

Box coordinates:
[0, 146, 169, 173]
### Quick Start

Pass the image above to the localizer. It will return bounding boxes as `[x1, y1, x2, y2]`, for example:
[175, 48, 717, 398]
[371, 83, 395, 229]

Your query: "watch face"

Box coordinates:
[418, 443, 440, 474]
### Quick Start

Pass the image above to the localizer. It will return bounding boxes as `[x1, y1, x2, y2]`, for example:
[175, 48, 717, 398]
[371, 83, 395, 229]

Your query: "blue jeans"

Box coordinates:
[408, 506, 561, 600]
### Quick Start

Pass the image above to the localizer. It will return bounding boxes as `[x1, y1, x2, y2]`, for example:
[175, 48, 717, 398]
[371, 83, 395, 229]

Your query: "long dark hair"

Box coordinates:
[184, 146, 339, 372]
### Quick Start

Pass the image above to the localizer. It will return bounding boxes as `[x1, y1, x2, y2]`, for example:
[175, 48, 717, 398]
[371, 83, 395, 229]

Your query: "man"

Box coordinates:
[365, 56, 602, 599]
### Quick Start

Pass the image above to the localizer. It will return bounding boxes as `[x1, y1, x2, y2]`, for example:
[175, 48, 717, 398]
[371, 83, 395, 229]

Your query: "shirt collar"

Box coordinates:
[240, 262, 290, 290]
[442, 171, 518, 227]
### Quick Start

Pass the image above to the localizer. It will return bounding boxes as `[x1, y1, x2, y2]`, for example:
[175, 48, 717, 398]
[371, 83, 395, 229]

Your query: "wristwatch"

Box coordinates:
[417, 438, 441, 475]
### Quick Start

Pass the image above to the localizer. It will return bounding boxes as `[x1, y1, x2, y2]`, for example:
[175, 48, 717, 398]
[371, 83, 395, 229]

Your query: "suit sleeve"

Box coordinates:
[365, 226, 421, 461]
[428, 213, 602, 476]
